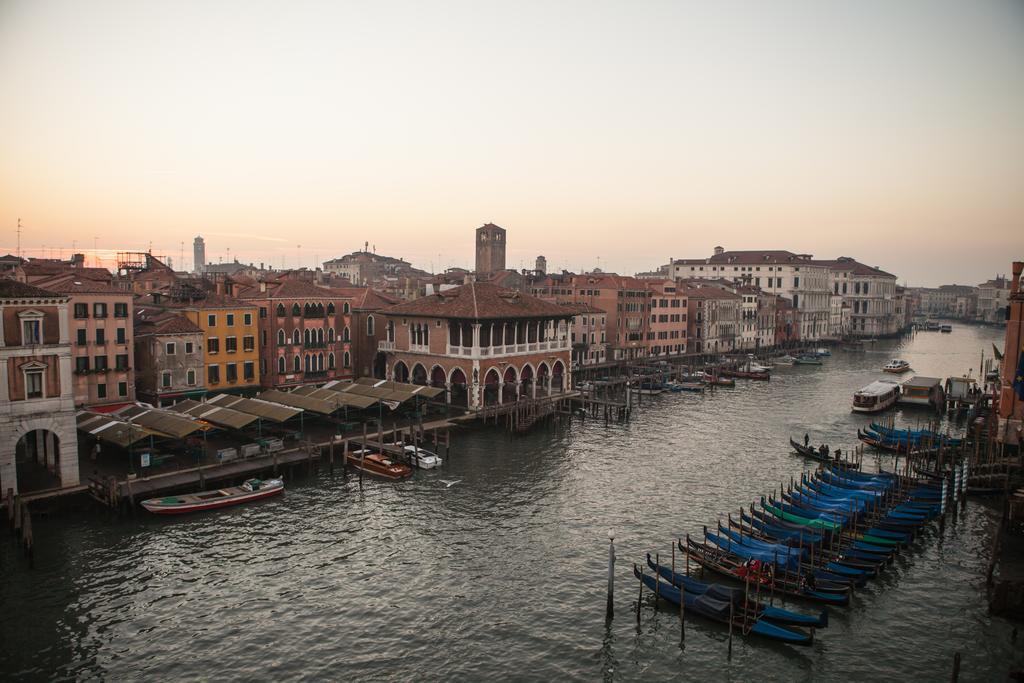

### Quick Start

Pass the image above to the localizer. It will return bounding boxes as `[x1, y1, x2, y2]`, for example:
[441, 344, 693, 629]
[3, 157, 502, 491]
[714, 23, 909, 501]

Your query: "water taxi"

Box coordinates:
[774, 354, 797, 365]
[939, 324, 952, 333]
[793, 354, 823, 366]
[141, 478, 284, 515]
[348, 450, 413, 479]
[852, 380, 900, 413]
[386, 443, 444, 469]
[882, 359, 911, 373]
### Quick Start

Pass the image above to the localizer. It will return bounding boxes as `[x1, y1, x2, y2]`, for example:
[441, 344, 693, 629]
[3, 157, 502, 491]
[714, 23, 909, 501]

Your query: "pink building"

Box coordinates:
[644, 279, 688, 357]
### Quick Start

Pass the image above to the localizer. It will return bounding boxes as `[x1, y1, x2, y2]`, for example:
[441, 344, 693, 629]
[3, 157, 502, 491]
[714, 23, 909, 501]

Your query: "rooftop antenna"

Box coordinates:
[16, 218, 22, 258]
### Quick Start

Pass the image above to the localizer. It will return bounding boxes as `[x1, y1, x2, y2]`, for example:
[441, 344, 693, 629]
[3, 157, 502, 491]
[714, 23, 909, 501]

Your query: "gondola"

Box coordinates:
[789, 438, 860, 469]
[633, 564, 815, 645]
[720, 368, 770, 380]
[645, 555, 828, 628]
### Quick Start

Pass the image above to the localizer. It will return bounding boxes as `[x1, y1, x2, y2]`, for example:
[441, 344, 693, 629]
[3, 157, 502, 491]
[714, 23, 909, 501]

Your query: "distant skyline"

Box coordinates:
[2, 0, 1022, 287]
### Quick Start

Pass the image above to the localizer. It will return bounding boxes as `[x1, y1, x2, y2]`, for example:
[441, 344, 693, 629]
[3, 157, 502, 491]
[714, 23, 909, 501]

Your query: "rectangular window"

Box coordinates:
[259, 307, 267, 319]
[226, 363, 238, 382]
[243, 335, 255, 351]
[243, 313, 252, 326]
[76, 357, 89, 373]
[208, 365, 220, 384]
[114, 302, 128, 318]
[22, 319, 42, 345]
[116, 327, 126, 344]
[74, 303, 88, 318]
[243, 361, 254, 380]
[794, 276, 800, 288]
[162, 372, 172, 388]
[95, 355, 108, 370]
[93, 303, 107, 318]
[118, 381, 128, 397]
[226, 314, 235, 327]
[116, 354, 129, 370]
[225, 336, 238, 352]
[96, 383, 107, 399]
[208, 314, 217, 327]
[96, 328, 105, 345]
[26, 370, 44, 398]
[76, 328, 87, 345]
[186, 369, 196, 386]
[207, 337, 219, 354]
[166, 342, 176, 355]
[185, 341, 194, 354]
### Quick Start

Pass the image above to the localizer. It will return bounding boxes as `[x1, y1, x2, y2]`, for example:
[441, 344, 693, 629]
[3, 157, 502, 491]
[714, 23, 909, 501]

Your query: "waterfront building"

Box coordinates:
[774, 295, 800, 346]
[133, 310, 206, 406]
[669, 248, 831, 341]
[996, 261, 1023, 449]
[828, 294, 849, 339]
[678, 282, 740, 355]
[531, 272, 650, 361]
[977, 276, 1011, 324]
[474, 223, 507, 279]
[561, 302, 608, 367]
[377, 281, 572, 409]
[337, 287, 399, 380]
[236, 276, 355, 389]
[0, 280, 79, 498]
[32, 276, 136, 407]
[824, 257, 900, 337]
[644, 279, 688, 357]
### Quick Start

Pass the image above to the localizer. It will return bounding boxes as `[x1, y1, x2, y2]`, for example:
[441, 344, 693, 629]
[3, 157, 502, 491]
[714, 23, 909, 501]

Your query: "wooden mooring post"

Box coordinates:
[606, 531, 615, 620]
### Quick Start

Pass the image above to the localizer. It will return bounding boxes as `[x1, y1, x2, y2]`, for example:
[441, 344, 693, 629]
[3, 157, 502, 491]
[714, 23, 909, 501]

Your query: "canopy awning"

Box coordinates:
[293, 384, 379, 410]
[258, 389, 336, 415]
[207, 393, 302, 422]
[168, 399, 259, 430]
[353, 377, 445, 399]
[116, 404, 211, 439]
[76, 411, 159, 447]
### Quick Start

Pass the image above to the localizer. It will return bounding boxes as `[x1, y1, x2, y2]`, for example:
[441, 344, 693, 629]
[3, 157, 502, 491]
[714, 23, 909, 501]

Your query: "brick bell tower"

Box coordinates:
[474, 223, 506, 278]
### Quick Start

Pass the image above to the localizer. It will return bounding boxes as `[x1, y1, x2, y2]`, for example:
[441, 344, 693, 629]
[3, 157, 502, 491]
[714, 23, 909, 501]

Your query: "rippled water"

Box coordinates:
[3, 325, 1022, 681]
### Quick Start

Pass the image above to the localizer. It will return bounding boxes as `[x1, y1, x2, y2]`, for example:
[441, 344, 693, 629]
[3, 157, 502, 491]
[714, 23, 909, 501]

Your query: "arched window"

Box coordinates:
[327, 302, 335, 315]
[343, 302, 350, 314]
[293, 355, 301, 372]
[317, 303, 324, 317]
[367, 315, 375, 336]
[278, 356, 286, 374]
[292, 329, 300, 345]
[343, 351, 350, 368]
[304, 354, 311, 372]
[276, 303, 286, 317]
[328, 327, 335, 343]
[423, 325, 429, 346]
[304, 329, 311, 346]
[318, 353, 324, 371]
[328, 353, 336, 369]
[343, 326, 350, 342]
[277, 329, 285, 345]
[292, 303, 301, 316]
[317, 328, 324, 344]
[387, 320, 395, 342]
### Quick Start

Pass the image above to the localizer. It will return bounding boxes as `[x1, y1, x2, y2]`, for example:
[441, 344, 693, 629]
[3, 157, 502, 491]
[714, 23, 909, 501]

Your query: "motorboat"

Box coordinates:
[940, 325, 952, 333]
[793, 354, 823, 365]
[813, 348, 831, 357]
[852, 380, 900, 413]
[385, 443, 443, 469]
[141, 478, 284, 514]
[774, 354, 797, 365]
[882, 359, 911, 374]
[348, 449, 413, 479]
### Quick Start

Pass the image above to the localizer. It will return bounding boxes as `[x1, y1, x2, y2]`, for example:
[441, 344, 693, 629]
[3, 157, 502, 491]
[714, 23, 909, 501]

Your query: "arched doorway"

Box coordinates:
[449, 367, 468, 408]
[15, 429, 63, 494]
[520, 364, 534, 399]
[393, 361, 410, 383]
[502, 366, 518, 403]
[537, 362, 550, 395]
[552, 360, 565, 392]
[483, 368, 500, 407]
[373, 352, 387, 379]
[411, 363, 428, 386]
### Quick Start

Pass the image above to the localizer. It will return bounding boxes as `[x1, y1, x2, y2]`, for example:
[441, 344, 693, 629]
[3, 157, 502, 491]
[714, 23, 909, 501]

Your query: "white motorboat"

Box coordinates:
[882, 359, 911, 374]
[852, 380, 900, 413]
[389, 444, 443, 469]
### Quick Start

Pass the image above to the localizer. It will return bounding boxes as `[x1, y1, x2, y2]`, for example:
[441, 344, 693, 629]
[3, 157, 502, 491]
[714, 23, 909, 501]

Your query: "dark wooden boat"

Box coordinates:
[789, 438, 860, 470]
[347, 449, 413, 479]
[141, 478, 284, 514]
[720, 368, 770, 381]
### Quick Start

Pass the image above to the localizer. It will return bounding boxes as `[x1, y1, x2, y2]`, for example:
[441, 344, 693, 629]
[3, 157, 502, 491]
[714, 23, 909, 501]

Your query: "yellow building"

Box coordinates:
[169, 293, 261, 395]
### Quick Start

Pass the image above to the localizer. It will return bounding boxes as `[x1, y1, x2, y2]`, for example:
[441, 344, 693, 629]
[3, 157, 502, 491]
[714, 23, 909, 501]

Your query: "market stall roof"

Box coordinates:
[168, 399, 259, 430]
[293, 384, 379, 410]
[337, 382, 411, 403]
[352, 377, 445, 399]
[76, 411, 158, 447]
[206, 393, 302, 422]
[116, 404, 210, 439]
[258, 389, 336, 415]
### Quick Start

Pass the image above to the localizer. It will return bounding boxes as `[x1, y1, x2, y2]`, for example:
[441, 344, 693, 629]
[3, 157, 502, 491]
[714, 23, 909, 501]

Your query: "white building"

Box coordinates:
[669, 248, 831, 341]
[824, 257, 900, 337]
[977, 276, 1010, 324]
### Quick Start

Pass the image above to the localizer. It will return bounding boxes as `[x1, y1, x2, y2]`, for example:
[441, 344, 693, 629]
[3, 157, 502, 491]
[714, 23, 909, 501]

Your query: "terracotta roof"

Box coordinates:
[159, 291, 257, 310]
[818, 257, 896, 278]
[0, 278, 66, 299]
[330, 286, 398, 311]
[22, 262, 112, 280]
[559, 301, 606, 315]
[32, 274, 129, 295]
[238, 279, 348, 300]
[381, 281, 571, 320]
[134, 310, 203, 336]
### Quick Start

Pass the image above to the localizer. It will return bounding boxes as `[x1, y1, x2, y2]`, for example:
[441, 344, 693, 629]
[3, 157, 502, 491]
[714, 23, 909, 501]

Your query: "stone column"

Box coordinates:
[58, 302, 70, 344]
[472, 323, 481, 356]
[497, 380, 505, 404]
[45, 430, 56, 471]
[445, 382, 452, 404]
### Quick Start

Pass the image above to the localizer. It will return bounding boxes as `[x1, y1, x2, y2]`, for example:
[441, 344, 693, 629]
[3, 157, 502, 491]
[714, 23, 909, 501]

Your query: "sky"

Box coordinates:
[1, 0, 1021, 286]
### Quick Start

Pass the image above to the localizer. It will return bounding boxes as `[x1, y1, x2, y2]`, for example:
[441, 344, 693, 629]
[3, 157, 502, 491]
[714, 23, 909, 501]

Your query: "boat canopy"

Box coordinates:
[855, 380, 899, 397]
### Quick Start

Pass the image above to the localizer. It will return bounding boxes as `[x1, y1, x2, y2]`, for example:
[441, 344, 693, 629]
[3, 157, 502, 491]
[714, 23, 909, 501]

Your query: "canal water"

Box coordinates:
[3, 325, 1020, 681]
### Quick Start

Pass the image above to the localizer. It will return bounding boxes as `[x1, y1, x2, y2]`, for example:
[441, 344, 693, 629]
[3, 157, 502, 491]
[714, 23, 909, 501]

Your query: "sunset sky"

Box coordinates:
[1, 0, 1021, 286]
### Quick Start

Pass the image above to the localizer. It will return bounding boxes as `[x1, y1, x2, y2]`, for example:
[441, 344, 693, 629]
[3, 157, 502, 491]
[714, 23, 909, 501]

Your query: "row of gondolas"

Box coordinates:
[635, 464, 943, 647]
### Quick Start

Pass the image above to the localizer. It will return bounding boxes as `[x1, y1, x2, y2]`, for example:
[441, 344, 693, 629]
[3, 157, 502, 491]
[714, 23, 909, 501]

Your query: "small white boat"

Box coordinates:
[852, 381, 900, 413]
[741, 355, 771, 374]
[883, 359, 912, 374]
[813, 347, 831, 357]
[774, 354, 797, 365]
[390, 444, 443, 469]
[141, 478, 284, 515]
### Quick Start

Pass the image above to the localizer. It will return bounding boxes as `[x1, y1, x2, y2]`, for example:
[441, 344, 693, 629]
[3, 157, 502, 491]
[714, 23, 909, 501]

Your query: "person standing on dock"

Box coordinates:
[804, 433, 809, 447]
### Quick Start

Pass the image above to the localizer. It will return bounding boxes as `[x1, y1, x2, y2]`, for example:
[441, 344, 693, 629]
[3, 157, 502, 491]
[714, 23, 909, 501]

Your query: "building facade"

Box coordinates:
[133, 311, 206, 406]
[825, 257, 900, 337]
[0, 280, 79, 498]
[564, 302, 608, 367]
[378, 282, 572, 409]
[193, 236, 206, 274]
[645, 279, 688, 357]
[997, 262, 1023, 448]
